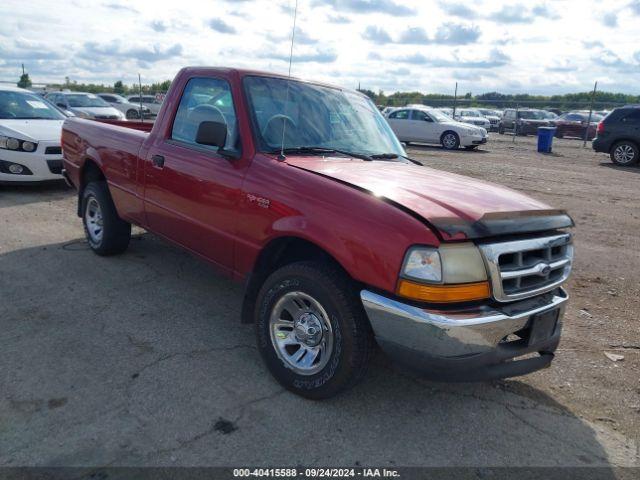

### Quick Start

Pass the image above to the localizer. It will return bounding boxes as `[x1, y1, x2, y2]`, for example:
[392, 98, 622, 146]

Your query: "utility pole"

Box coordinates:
[452, 82, 458, 117]
[22, 64, 25, 75]
[583, 81, 598, 148]
[138, 73, 143, 123]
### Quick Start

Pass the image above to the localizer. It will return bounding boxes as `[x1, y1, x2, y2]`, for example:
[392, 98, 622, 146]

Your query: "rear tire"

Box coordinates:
[441, 131, 460, 150]
[82, 181, 131, 256]
[255, 261, 374, 399]
[610, 141, 639, 166]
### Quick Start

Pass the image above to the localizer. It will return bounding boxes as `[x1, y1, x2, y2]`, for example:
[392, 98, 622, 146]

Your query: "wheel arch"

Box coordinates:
[240, 236, 356, 324]
[610, 137, 639, 152]
[76, 158, 106, 216]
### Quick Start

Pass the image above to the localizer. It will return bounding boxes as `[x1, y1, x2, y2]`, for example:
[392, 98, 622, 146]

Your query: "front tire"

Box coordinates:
[610, 141, 639, 166]
[255, 261, 374, 399]
[126, 109, 140, 120]
[82, 181, 131, 255]
[441, 131, 460, 150]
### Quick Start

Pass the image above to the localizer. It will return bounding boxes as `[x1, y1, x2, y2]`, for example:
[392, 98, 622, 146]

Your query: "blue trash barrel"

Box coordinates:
[537, 127, 556, 153]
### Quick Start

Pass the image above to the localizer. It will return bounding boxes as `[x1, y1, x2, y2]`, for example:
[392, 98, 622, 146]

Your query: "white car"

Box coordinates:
[0, 86, 66, 182]
[97, 93, 152, 120]
[386, 106, 488, 150]
[454, 108, 492, 130]
[476, 108, 501, 132]
[46, 91, 125, 120]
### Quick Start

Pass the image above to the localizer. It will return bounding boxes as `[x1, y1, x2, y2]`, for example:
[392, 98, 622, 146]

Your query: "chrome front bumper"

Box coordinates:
[361, 288, 568, 381]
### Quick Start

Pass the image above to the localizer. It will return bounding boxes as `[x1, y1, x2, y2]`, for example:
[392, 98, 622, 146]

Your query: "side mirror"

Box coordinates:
[196, 121, 227, 148]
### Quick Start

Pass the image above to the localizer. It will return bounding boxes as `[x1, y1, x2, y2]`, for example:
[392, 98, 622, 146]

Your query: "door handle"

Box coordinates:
[151, 154, 165, 168]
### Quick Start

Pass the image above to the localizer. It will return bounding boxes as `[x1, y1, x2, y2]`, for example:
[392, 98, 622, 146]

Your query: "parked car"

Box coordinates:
[97, 93, 153, 120]
[436, 107, 454, 117]
[499, 109, 552, 135]
[453, 108, 491, 129]
[127, 94, 163, 115]
[592, 105, 640, 166]
[387, 106, 487, 150]
[0, 85, 66, 182]
[540, 110, 559, 123]
[554, 112, 604, 140]
[61, 66, 574, 399]
[476, 108, 501, 132]
[381, 106, 397, 117]
[46, 91, 125, 120]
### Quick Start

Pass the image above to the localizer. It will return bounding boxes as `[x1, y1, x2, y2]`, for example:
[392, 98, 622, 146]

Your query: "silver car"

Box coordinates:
[127, 94, 163, 115]
[97, 93, 152, 120]
[454, 108, 491, 129]
[46, 92, 124, 121]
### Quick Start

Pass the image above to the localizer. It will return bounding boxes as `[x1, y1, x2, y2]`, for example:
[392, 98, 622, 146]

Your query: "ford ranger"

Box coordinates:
[61, 67, 574, 399]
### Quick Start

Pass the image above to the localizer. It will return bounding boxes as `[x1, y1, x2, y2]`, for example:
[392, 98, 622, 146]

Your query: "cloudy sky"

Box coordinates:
[1, 0, 639, 95]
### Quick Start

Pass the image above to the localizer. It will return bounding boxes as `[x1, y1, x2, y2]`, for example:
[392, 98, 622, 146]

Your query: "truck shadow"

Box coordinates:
[599, 162, 640, 175]
[0, 233, 631, 470]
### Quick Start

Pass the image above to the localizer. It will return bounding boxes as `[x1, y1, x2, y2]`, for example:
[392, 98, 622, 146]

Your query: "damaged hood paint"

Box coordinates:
[286, 157, 573, 240]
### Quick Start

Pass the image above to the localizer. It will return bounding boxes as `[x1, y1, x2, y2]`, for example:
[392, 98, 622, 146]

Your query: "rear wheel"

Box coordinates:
[82, 181, 131, 255]
[255, 261, 374, 399]
[611, 141, 639, 166]
[441, 131, 460, 150]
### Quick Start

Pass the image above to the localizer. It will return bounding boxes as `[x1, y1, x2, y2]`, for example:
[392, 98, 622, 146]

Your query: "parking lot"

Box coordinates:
[0, 135, 638, 468]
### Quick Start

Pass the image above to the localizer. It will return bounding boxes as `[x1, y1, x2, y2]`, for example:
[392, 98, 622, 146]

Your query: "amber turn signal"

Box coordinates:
[397, 279, 491, 303]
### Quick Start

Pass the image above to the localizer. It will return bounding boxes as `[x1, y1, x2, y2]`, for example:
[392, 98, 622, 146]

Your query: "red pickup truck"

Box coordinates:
[62, 67, 574, 399]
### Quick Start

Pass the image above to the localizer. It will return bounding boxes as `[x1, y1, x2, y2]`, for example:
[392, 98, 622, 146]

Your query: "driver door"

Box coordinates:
[143, 76, 244, 273]
[409, 109, 438, 143]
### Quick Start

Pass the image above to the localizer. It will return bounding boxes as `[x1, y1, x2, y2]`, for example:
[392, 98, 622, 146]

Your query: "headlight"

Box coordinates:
[398, 243, 490, 303]
[0, 136, 38, 152]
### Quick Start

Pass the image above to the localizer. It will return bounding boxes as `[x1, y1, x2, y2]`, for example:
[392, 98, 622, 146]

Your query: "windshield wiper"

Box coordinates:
[370, 152, 423, 165]
[270, 146, 373, 161]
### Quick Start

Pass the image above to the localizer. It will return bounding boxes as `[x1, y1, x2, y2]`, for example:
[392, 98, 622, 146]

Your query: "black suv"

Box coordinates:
[592, 106, 640, 166]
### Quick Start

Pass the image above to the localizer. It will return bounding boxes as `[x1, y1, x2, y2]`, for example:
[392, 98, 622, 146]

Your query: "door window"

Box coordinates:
[171, 77, 239, 151]
[389, 109, 409, 120]
[411, 110, 433, 121]
[623, 110, 640, 123]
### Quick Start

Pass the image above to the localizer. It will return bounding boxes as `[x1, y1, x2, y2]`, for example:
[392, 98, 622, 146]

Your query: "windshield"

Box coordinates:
[460, 110, 480, 117]
[66, 94, 110, 108]
[429, 110, 454, 122]
[518, 110, 547, 120]
[111, 94, 128, 104]
[244, 76, 404, 157]
[0, 91, 65, 120]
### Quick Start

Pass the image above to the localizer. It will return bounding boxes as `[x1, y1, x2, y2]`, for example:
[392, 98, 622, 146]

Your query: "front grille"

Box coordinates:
[45, 146, 62, 155]
[489, 118, 499, 125]
[47, 160, 63, 174]
[478, 233, 573, 302]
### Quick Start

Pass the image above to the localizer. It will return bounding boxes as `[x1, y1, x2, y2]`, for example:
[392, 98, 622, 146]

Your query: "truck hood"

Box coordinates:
[286, 157, 572, 240]
[0, 119, 64, 142]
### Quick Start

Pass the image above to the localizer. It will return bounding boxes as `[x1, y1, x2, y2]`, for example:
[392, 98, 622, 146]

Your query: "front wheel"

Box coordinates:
[126, 109, 140, 120]
[255, 261, 374, 399]
[82, 181, 131, 255]
[441, 131, 460, 150]
[611, 141, 639, 166]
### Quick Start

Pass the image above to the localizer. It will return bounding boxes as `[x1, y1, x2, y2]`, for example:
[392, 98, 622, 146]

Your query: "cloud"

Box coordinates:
[366, 23, 479, 45]
[209, 18, 236, 34]
[583, 40, 604, 49]
[363, 26, 392, 44]
[397, 48, 510, 69]
[630, 1, 640, 14]
[434, 23, 481, 45]
[263, 49, 338, 63]
[397, 28, 430, 44]
[492, 5, 535, 23]
[439, 2, 474, 17]
[327, 14, 351, 23]
[150, 20, 167, 32]
[103, 2, 137, 13]
[313, 0, 415, 16]
[80, 41, 183, 66]
[532, 3, 560, 19]
[601, 12, 618, 27]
